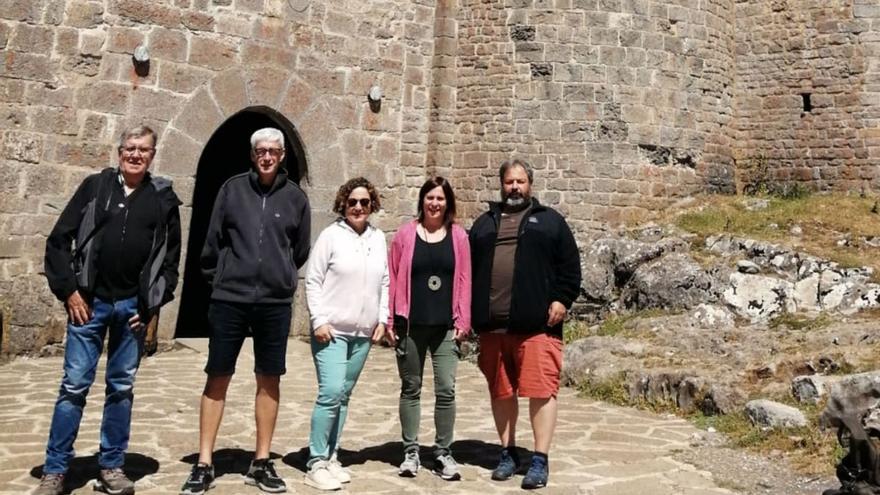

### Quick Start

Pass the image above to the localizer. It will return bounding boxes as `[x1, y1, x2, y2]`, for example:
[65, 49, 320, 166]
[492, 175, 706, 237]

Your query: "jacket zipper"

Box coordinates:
[256, 194, 266, 295]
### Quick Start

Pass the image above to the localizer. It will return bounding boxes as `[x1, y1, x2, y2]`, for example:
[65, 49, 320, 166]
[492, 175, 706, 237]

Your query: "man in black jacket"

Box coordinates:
[38, 125, 181, 495]
[469, 159, 581, 490]
[180, 128, 311, 495]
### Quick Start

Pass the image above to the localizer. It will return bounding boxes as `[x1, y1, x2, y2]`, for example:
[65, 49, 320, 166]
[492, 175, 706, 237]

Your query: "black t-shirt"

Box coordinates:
[409, 233, 455, 326]
[93, 177, 161, 301]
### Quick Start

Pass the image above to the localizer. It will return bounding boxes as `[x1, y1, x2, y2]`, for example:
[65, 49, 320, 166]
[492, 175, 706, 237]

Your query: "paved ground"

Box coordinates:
[0, 338, 739, 494]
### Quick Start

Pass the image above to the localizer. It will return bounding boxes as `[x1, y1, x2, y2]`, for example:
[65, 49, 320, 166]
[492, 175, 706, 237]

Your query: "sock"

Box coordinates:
[504, 446, 520, 464]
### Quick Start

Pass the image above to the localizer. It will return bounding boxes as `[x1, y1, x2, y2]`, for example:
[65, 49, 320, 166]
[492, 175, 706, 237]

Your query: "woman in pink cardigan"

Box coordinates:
[386, 176, 472, 482]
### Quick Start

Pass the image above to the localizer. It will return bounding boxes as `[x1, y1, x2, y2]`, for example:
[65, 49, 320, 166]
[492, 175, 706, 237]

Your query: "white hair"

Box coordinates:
[250, 128, 285, 149]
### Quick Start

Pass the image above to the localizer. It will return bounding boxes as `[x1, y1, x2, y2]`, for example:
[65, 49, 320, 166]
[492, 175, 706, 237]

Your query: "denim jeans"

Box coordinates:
[307, 334, 371, 466]
[396, 325, 459, 457]
[43, 296, 144, 474]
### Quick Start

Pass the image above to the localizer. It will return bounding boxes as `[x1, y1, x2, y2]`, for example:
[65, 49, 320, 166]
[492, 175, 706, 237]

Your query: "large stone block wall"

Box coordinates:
[447, 0, 738, 236]
[733, 0, 880, 191]
[0, 0, 438, 354]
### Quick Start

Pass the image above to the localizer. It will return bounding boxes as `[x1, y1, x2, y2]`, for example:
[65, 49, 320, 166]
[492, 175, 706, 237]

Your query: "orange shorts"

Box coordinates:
[477, 332, 562, 400]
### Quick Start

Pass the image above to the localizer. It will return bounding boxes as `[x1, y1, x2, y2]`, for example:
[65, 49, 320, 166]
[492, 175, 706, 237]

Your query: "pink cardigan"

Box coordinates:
[387, 220, 472, 335]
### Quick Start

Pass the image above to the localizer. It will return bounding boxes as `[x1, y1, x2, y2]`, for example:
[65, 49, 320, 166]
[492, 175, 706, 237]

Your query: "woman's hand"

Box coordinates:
[313, 324, 335, 344]
[453, 327, 469, 342]
[371, 323, 386, 344]
[384, 327, 398, 346]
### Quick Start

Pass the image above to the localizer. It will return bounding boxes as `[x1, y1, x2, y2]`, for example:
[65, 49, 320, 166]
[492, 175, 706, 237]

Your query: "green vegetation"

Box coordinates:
[768, 312, 833, 332]
[563, 309, 673, 344]
[576, 372, 630, 406]
[670, 193, 880, 279]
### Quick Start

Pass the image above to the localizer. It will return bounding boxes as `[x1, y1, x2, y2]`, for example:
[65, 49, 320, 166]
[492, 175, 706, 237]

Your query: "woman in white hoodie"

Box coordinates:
[304, 177, 389, 490]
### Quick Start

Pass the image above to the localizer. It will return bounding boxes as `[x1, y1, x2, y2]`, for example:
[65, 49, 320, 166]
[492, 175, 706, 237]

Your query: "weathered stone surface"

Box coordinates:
[622, 253, 714, 311]
[821, 371, 880, 430]
[745, 399, 808, 429]
[792, 374, 840, 404]
[723, 273, 795, 321]
[581, 238, 615, 303]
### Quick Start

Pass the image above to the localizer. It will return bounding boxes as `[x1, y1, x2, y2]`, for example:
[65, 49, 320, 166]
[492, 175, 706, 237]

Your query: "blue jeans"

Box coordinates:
[44, 296, 144, 474]
[307, 334, 371, 466]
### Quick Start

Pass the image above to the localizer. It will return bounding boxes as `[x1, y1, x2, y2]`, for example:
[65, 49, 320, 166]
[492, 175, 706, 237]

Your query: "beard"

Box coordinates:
[502, 191, 528, 207]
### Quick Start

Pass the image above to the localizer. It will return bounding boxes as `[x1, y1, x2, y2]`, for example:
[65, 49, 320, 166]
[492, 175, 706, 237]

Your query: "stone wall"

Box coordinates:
[2, 0, 880, 355]
[447, 0, 738, 235]
[0, 0, 436, 354]
[733, 0, 880, 191]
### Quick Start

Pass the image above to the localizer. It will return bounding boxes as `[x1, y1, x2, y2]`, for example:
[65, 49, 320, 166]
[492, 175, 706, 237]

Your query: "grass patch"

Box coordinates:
[576, 372, 630, 406]
[564, 309, 674, 344]
[670, 193, 880, 279]
[768, 312, 833, 332]
[689, 402, 841, 475]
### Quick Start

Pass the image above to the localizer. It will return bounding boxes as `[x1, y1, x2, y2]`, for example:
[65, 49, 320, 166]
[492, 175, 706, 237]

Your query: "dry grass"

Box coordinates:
[659, 193, 880, 277]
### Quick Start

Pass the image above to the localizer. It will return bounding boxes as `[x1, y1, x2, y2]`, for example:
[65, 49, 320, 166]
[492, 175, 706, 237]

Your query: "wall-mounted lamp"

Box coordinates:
[368, 85, 382, 113]
[133, 45, 150, 77]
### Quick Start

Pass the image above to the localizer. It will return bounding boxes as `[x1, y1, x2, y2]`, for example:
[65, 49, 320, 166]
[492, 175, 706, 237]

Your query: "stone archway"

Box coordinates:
[173, 107, 306, 338]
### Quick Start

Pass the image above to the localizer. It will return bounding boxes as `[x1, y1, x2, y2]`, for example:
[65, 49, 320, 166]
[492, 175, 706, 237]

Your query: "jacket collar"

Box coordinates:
[248, 167, 289, 194]
[336, 217, 374, 237]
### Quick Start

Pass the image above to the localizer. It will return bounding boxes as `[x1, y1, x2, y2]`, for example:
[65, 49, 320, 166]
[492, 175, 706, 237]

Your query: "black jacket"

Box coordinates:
[201, 169, 311, 304]
[44, 167, 182, 320]
[469, 198, 582, 337]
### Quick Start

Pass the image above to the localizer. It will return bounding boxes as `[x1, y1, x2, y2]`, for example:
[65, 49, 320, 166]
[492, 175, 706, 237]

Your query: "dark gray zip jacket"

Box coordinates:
[201, 169, 311, 304]
[44, 167, 182, 320]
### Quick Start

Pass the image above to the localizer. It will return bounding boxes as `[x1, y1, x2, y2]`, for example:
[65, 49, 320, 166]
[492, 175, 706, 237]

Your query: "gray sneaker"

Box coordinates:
[33, 473, 64, 495]
[398, 451, 420, 477]
[95, 467, 135, 495]
[432, 453, 461, 481]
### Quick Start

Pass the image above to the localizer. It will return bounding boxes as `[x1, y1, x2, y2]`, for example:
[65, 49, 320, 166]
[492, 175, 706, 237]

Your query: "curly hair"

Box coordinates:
[333, 177, 381, 215]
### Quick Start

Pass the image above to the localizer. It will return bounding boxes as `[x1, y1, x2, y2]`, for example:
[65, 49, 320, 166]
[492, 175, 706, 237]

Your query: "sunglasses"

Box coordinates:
[346, 198, 371, 208]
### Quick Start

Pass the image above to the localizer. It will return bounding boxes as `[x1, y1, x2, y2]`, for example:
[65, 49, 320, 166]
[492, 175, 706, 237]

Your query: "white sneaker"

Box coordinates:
[398, 451, 420, 477]
[304, 460, 342, 491]
[327, 454, 351, 484]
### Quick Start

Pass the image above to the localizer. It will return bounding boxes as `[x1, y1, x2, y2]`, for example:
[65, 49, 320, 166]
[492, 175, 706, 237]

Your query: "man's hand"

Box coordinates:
[128, 313, 145, 332]
[66, 291, 92, 325]
[546, 301, 566, 327]
[371, 323, 386, 345]
[313, 324, 335, 344]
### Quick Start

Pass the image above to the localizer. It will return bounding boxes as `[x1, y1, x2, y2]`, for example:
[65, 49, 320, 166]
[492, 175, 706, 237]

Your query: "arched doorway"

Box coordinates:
[174, 106, 306, 338]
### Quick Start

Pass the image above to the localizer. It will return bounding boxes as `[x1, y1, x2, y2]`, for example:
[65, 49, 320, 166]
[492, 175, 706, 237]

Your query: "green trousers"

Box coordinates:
[396, 325, 459, 457]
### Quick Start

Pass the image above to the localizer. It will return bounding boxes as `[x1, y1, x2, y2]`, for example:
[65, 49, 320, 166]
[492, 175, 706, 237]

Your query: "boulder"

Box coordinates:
[581, 238, 615, 304]
[820, 371, 880, 430]
[561, 335, 641, 387]
[745, 399, 808, 429]
[701, 385, 745, 416]
[737, 260, 760, 274]
[791, 374, 840, 404]
[614, 236, 689, 281]
[689, 304, 736, 329]
[722, 272, 795, 321]
[621, 253, 714, 311]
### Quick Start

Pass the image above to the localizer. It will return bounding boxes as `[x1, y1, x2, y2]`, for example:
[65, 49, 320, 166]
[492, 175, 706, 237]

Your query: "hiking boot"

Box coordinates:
[327, 454, 350, 484]
[303, 460, 342, 491]
[491, 448, 520, 481]
[33, 473, 64, 495]
[179, 463, 215, 495]
[432, 453, 461, 481]
[95, 468, 135, 495]
[244, 459, 286, 493]
[521, 455, 549, 490]
[397, 451, 420, 477]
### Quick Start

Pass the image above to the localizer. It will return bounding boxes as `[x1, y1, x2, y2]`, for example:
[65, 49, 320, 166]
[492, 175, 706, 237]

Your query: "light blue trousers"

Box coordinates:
[307, 334, 371, 466]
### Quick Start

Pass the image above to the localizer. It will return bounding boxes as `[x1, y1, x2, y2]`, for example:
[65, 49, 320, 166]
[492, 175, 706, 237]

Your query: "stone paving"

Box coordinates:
[0, 339, 738, 494]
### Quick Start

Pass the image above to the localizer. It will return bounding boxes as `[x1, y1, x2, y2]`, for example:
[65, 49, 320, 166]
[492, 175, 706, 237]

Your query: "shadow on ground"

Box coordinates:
[30, 452, 159, 493]
[180, 448, 284, 479]
[282, 440, 532, 474]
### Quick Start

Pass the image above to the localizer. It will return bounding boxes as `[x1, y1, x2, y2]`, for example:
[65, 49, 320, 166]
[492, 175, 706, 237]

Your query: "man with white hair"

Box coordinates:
[180, 128, 311, 495]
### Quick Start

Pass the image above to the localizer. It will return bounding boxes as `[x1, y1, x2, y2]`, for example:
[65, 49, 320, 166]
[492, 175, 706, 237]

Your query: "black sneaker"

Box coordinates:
[180, 463, 215, 495]
[244, 459, 286, 493]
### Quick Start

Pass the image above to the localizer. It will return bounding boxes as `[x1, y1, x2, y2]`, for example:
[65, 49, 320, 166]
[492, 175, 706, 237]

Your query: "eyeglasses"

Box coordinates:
[121, 146, 155, 155]
[346, 198, 371, 208]
[254, 148, 283, 157]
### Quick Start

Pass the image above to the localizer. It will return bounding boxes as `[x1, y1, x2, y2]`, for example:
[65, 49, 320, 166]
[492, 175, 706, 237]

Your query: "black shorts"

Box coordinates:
[204, 300, 291, 376]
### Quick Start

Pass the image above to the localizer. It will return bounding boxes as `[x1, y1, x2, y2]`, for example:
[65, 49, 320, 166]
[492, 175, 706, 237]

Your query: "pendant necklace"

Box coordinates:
[420, 224, 444, 292]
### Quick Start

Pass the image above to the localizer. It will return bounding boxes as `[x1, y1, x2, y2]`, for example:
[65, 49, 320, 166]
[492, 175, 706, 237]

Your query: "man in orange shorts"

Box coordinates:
[469, 159, 582, 490]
